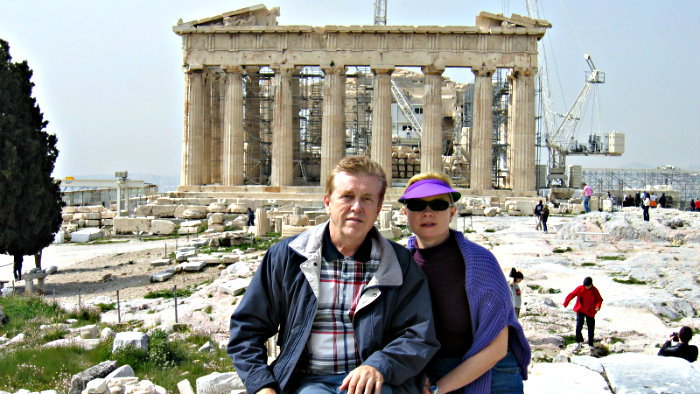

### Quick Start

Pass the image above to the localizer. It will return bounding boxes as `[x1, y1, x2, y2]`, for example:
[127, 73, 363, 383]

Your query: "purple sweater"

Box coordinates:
[408, 230, 531, 393]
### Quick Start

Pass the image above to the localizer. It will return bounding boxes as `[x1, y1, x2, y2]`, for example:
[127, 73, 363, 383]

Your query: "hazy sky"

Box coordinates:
[1, 0, 698, 181]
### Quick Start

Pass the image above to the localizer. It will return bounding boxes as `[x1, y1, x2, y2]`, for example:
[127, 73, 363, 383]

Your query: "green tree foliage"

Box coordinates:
[0, 38, 64, 269]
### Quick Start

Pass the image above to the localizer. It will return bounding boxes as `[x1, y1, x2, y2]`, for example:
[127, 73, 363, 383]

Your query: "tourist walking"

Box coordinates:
[643, 194, 651, 221]
[695, 199, 700, 211]
[400, 172, 530, 394]
[228, 156, 439, 394]
[245, 207, 255, 226]
[509, 268, 524, 318]
[563, 277, 603, 351]
[581, 183, 593, 213]
[541, 204, 550, 233]
[533, 200, 543, 230]
[690, 199, 695, 211]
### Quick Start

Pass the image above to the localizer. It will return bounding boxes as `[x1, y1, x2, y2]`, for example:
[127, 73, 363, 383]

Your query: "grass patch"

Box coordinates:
[597, 255, 626, 261]
[527, 284, 541, 291]
[88, 239, 130, 245]
[0, 297, 232, 394]
[144, 288, 194, 299]
[0, 296, 99, 339]
[563, 335, 578, 347]
[581, 262, 596, 267]
[553, 247, 573, 253]
[484, 229, 496, 233]
[96, 303, 116, 312]
[141, 234, 182, 241]
[612, 277, 647, 285]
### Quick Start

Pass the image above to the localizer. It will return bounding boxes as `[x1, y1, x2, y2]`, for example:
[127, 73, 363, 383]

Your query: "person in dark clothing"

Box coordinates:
[658, 326, 698, 362]
[13, 255, 22, 281]
[690, 199, 695, 212]
[533, 200, 543, 230]
[564, 277, 603, 350]
[246, 207, 255, 226]
[635, 192, 641, 207]
[541, 204, 550, 233]
[658, 193, 667, 208]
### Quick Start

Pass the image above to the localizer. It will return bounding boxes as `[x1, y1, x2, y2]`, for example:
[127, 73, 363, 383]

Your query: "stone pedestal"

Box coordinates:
[370, 67, 394, 186]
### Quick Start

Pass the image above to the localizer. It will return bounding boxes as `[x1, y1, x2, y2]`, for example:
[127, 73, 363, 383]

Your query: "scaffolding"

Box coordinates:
[582, 167, 700, 207]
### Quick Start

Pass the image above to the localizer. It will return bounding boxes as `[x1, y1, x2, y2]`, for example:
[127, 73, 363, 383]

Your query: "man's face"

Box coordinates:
[324, 172, 383, 247]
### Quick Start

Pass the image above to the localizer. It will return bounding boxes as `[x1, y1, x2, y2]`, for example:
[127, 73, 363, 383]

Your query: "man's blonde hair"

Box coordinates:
[325, 155, 387, 201]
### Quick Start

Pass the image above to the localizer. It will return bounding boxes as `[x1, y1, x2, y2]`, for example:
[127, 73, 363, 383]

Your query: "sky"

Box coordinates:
[1, 0, 698, 184]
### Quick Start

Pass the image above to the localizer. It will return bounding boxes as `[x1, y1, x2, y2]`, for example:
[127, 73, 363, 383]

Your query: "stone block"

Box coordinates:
[64, 206, 78, 214]
[207, 203, 228, 213]
[221, 254, 241, 264]
[113, 217, 151, 234]
[288, 215, 309, 226]
[601, 353, 700, 394]
[180, 261, 206, 272]
[73, 213, 87, 220]
[112, 332, 148, 353]
[68, 360, 118, 394]
[63, 213, 74, 221]
[484, 207, 499, 217]
[136, 205, 153, 217]
[175, 249, 196, 262]
[83, 377, 107, 394]
[150, 258, 171, 267]
[152, 205, 176, 218]
[105, 365, 135, 380]
[177, 380, 195, 394]
[101, 210, 117, 219]
[208, 213, 224, 225]
[85, 212, 101, 220]
[71, 228, 104, 243]
[181, 207, 208, 219]
[150, 271, 174, 282]
[77, 324, 100, 339]
[524, 362, 609, 394]
[101, 219, 114, 227]
[84, 220, 101, 227]
[196, 372, 244, 394]
[151, 220, 176, 235]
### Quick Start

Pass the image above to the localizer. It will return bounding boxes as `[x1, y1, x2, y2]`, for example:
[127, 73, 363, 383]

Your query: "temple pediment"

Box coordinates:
[176, 4, 279, 28]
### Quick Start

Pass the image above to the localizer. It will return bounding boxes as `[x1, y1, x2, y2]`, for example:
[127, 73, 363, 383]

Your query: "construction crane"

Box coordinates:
[526, 0, 624, 187]
[373, 0, 423, 135]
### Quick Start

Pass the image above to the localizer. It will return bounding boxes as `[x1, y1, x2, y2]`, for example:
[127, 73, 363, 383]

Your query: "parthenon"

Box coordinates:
[173, 5, 550, 199]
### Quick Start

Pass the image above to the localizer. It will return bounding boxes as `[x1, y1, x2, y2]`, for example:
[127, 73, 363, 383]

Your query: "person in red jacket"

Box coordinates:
[563, 277, 604, 350]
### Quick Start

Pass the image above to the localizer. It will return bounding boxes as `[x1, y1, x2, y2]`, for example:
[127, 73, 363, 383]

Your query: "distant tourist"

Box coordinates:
[650, 192, 658, 208]
[563, 277, 603, 351]
[695, 199, 700, 211]
[658, 326, 698, 362]
[245, 207, 255, 226]
[634, 191, 641, 207]
[690, 199, 695, 211]
[643, 194, 651, 221]
[541, 203, 550, 233]
[658, 193, 667, 208]
[509, 268, 525, 317]
[533, 200, 543, 230]
[580, 183, 593, 213]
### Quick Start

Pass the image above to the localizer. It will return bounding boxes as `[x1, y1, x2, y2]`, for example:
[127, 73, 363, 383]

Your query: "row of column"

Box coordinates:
[181, 64, 535, 192]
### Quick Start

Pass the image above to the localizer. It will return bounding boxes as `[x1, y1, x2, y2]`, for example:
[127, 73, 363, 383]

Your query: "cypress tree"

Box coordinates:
[0, 38, 64, 278]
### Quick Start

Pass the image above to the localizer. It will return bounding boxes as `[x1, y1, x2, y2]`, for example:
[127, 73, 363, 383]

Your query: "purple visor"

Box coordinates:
[398, 179, 461, 203]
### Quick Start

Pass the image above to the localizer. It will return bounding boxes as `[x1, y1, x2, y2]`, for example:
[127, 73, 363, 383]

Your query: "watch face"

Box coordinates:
[430, 385, 438, 394]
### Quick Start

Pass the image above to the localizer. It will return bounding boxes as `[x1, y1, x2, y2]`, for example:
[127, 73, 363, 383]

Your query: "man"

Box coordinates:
[246, 207, 255, 226]
[658, 326, 698, 362]
[580, 183, 593, 213]
[228, 156, 439, 394]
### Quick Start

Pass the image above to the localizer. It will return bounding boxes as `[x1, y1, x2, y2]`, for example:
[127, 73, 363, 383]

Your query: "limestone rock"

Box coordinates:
[195, 372, 244, 394]
[101, 327, 115, 340]
[113, 217, 151, 235]
[136, 205, 153, 217]
[151, 205, 176, 218]
[71, 228, 104, 243]
[105, 365, 135, 380]
[176, 380, 194, 394]
[112, 332, 149, 353]
[68, 360, 119, 394]
[524, 362, 609, 394]
[151, 220, 176, 235]
[602, 353, 700, 394]
[77, 324, 100, 339]
[207, 203, 228, 213]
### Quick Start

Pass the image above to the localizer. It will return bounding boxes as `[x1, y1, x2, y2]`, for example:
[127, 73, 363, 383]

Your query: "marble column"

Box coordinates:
[223, 66, 244, 186]
[181, 67, 204, 186]
[270, 64, 294, 187]
[510, 67, 536, 192]
[201, 71, 213, 185]
[470, 66, 495, 190]
[244, 67, 261, 184]
[209, 70, 223, 184]
[320, 65, 347, 187]
[370, 66, 394, 186]
[421, 65, 445, 174]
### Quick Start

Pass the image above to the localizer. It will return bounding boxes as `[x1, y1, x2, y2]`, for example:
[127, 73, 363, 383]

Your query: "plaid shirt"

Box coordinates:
[302, 232, 380, 375]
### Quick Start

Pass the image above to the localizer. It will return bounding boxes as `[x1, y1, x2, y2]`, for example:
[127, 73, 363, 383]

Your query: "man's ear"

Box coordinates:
[323, 195, 331, 214]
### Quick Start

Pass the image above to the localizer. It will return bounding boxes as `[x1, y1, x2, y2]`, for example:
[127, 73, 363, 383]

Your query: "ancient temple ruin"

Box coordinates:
[172, 5, 550, 199]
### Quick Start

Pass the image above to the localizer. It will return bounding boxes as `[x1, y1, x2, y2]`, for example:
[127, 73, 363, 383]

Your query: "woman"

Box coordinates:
[400, 173, 530, 394]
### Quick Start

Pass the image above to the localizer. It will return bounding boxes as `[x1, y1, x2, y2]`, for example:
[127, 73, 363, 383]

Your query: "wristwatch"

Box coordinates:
[429, 384, 439, 394]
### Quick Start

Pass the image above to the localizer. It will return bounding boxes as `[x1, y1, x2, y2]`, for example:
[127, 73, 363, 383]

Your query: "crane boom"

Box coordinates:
[374, 0, 387, 25]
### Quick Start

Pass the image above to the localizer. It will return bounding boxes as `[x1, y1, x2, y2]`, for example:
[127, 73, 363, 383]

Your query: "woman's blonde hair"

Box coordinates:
[405, 172, 454, 189]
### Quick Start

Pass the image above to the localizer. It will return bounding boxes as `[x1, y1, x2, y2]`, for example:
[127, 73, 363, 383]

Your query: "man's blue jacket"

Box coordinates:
[228, 222, 439, 394]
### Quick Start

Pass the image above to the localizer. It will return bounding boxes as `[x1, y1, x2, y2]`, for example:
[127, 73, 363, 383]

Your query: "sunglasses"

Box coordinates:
[405, 199, 452, 212]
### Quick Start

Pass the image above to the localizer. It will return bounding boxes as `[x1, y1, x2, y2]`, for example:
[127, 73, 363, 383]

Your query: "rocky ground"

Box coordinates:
[2, 207, 699, 361]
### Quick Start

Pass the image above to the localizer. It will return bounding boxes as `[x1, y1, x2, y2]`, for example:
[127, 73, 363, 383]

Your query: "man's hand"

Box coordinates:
[256, 388, 276, 394]
[340, 365, 384, 394]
